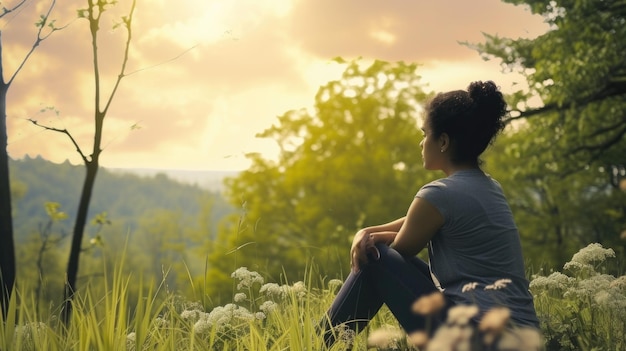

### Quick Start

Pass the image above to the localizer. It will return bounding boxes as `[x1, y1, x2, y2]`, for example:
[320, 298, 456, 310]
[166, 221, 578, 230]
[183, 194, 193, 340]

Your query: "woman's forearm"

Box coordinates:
[363, 217, 406, 234]
[371, 231, 397, 245]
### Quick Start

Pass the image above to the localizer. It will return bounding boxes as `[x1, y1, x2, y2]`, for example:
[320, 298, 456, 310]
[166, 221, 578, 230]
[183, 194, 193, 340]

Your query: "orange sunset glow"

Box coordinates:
[2, 0, 548, 171]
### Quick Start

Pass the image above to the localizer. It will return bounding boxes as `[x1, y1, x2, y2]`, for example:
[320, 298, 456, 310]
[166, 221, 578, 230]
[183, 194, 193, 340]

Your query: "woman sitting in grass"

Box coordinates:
[320, 81, 539, 347]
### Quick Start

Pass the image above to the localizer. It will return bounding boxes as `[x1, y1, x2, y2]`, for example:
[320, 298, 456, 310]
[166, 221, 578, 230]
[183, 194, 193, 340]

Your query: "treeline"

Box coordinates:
[9, 155, 237, 310]
[10, 155, 233, 241]
[201, 59, 626, 305]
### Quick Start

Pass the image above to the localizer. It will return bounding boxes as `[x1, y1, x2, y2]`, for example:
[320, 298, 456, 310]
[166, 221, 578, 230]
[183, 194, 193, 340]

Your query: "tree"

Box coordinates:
[475, 0, 626, 173]
[205, 59, 433, 302]
[473, 0, 626, 266]
[0, 0, 62, 318]
[29, 0, 136, 323]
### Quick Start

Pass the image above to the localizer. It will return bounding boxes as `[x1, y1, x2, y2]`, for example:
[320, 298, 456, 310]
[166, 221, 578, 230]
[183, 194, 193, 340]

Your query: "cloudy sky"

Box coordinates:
[3, 0, 547, 171]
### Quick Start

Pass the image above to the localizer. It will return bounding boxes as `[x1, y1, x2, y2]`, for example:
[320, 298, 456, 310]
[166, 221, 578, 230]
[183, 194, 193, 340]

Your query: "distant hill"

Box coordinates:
[9, 156, 236, 241]
[107, 168, 239, 192]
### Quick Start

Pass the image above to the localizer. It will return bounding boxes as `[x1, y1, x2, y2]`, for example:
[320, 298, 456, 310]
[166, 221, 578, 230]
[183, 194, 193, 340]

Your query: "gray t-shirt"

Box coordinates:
[416, 169, 539, 327]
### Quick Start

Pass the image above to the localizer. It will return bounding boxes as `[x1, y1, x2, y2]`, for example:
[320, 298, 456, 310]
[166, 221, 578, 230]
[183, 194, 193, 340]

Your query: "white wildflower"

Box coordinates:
[496, 327, 543, 350]
[594, 290, 611, 305]
[529, 272, 574, 293]
[126, 332, 136, 351]
[180, 309, 203, 323]
[367, 326, 404, 349]
[446, 304, 479, 325]
[193, 318, 213, 335]
[485, 278, 512, 290]
[562, 260, 595, 275]
[231, 267, 264, 290]
[127, 332, 136, 342]
[479, 307, 511, 345]
[234, 292, 247, 303]
[335, 324, 356, 346]
[291, 281, 307, 298]
[564, 274, 612, 299]
[461, 282, 479, 293]
[183, 300, 204, 312]
[594, 286, 626, 313]
[259, 283, 287, 298]
[259, 300, 278, 314]
[609, 275, 626, 290]
[192, 303, 256, 334]
[328, 279, 343, 290]
[412, 291, 446, 315]
[427, 323, 461, 351]
[567, 243, 615, 266]
[408, 331, 429, 348]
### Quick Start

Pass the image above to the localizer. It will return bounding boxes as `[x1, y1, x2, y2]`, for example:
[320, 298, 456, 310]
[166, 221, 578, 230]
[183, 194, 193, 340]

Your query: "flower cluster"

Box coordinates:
[259, 280, 307, 299]
[180, 267, 315, 341]
[530, 243, 626, 350]
[529, 272, 574, 292]
[387, 278, 542, 350]
[231, 267, 264, 290]
[192, 303, 261, 335]
[566, 243, 615, 266]
[367, 325, 405, 349]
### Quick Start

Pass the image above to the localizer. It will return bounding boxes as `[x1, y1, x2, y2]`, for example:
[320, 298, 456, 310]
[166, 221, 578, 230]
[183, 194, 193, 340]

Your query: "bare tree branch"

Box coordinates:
[586, 116, 626, 138]
[505, 79, 626, 124]
[101, 0, 135, 116]
[573, 125, 626, 154]
[0, 0, 28, 20]
[6, 0, 69, 87]
[27, 119, 89, 164]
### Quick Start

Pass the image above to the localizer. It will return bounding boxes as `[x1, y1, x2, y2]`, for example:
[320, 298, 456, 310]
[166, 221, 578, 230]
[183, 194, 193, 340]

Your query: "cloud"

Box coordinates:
[4, 0, 548, 171]
[287, 0, 546, 62]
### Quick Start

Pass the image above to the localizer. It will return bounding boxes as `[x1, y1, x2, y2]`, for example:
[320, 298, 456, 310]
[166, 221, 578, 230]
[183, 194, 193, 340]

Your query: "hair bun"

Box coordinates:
[466, 80, 507, 139]
[468, 81, 500, 103]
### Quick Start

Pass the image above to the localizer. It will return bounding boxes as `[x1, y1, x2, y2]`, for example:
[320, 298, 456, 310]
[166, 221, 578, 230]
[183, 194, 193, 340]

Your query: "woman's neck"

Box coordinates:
[442, 161, 480, 177]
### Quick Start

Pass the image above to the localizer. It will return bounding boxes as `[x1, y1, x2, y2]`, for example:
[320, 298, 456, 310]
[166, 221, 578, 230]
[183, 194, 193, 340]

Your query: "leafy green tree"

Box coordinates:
[476, 0, 626, 166]
[474, 0, 626, 268]
[133, 209, 190, 291]
[205, 60, 433, 302]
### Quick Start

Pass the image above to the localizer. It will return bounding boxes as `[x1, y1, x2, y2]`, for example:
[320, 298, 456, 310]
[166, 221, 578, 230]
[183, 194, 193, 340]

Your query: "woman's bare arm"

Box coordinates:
[362, 217, 406, 234]
[390, 197, 443, 256]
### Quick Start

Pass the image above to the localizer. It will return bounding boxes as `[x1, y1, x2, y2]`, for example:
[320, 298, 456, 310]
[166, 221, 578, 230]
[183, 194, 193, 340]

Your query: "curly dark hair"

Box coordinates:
[424, 80, 507, 164]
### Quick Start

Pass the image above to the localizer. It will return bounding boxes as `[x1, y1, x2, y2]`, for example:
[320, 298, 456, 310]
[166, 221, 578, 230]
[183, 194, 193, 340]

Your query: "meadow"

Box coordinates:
[1, 243, 624, 351]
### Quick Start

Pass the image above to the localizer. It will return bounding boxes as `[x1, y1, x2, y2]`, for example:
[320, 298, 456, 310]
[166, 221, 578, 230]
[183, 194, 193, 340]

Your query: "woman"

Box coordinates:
[320, 81, 539, 346]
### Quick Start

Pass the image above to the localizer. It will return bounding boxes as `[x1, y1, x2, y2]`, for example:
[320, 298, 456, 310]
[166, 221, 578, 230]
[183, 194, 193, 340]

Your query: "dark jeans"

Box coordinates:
[320, 243, 450, 347]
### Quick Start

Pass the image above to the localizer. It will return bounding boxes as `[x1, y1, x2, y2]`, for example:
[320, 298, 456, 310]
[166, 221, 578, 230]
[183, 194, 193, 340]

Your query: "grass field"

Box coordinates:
[1, 243, 624, 351]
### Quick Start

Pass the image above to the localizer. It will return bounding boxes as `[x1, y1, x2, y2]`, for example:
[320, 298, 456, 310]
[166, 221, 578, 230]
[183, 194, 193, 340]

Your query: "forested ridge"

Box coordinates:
[10, 155, 233, 242]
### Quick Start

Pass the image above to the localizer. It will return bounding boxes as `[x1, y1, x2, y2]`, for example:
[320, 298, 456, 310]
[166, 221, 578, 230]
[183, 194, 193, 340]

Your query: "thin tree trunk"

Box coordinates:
[0, 34, 16, 319]
[61, 160, 98, 323]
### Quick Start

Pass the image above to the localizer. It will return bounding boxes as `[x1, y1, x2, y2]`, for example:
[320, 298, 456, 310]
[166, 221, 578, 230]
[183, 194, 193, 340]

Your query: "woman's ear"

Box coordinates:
[439, 133, 450, 153]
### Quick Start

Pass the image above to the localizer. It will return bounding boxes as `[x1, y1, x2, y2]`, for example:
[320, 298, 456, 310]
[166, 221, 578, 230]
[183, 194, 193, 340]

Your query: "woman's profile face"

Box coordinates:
[420, 117, 443, 170]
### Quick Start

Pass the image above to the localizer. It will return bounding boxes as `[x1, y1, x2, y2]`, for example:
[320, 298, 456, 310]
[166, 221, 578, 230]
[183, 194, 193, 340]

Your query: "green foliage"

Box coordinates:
[530, 243, 626, 350]
[9, 156, 230, 242]
[9, 156, 233, 311]
[1, 243, 622, 350]
[207, 59, 435, 302]
[484, 132, 626, 269]
[473, 0, 626, 268]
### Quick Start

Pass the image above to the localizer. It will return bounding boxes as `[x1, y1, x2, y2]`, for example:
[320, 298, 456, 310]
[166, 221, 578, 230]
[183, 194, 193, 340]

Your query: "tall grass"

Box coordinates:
[1, 243, 624, 350]
[0, 260, 391, 350]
